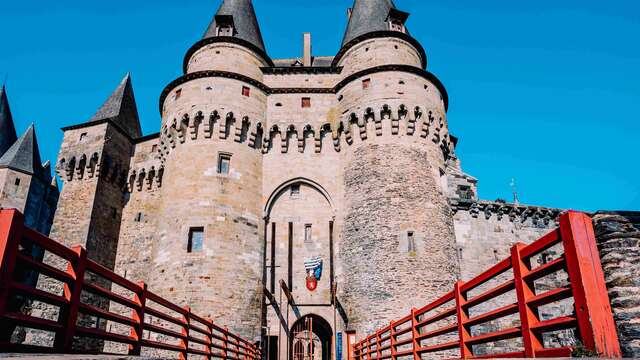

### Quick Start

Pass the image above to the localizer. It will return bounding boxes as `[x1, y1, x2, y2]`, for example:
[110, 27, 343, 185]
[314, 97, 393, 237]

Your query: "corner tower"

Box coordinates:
[336, 0, 460, 334]
[153, 0, 268, 340]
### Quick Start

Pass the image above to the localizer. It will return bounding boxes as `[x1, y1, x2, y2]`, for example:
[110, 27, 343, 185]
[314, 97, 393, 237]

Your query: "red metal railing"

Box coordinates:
[0, 209, 261, 359]
[353, 211, 621, 359]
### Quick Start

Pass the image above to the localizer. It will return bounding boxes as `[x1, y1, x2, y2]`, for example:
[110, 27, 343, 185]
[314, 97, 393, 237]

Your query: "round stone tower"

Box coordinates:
[151, 0, 269, 340]
[336, 0, 460, 334]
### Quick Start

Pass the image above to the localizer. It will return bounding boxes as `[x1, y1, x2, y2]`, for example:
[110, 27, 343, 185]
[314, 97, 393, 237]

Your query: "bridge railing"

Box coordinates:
[0, 209, 260, 359]
[353, 211, 621, 359]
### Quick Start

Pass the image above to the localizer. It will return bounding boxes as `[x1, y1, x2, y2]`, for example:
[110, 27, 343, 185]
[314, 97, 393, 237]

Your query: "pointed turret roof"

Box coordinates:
[342, 0, 409, 46]
[0, 86, 18, 158]
[88, 73, 142, 139]
[0, 124, 44, 178]
[203, 0, 266, 52]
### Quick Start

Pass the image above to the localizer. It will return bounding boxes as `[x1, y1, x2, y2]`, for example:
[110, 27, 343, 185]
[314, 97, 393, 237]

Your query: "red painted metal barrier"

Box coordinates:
[353, 211, 621, 359]
[0, 209, 261, 359]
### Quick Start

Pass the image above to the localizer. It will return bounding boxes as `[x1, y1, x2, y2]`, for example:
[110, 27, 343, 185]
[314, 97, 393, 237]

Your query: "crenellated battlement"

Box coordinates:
[158, 104, 453, 161]
[126, 165, 164, 193]
[452, 199, 563, 227]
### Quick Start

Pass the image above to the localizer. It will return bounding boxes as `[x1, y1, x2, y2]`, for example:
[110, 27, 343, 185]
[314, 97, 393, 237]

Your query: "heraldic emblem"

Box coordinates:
[304, 256, 323, 291]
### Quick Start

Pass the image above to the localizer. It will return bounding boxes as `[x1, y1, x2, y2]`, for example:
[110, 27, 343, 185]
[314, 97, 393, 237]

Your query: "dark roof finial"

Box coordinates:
[202, 0, 266, 52]
[341, 0, 409, 46]
[0, 124, 44, 178]
[88, 73, 142, 139]
[0, 85, 18, 158]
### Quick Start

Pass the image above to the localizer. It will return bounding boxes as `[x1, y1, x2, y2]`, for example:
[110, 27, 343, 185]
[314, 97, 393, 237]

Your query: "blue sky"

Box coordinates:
[0, 0, 638, 211]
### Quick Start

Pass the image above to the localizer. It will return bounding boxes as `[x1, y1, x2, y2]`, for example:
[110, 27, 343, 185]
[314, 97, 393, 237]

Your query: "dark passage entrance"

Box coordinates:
[289, 314, 332, 360]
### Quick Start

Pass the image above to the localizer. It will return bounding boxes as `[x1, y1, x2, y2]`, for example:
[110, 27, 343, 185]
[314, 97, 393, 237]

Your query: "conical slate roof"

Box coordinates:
[0, 124, 43, 178]
[203, 0, 266, 52]
[0, 86, 18, 158]
[88, 73, 142, 139]
[342, 0, 408, 46]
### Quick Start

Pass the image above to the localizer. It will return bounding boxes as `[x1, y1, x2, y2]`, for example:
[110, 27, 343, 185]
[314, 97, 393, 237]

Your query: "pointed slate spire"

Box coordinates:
[342, 0, 409, 46]
[0, 86, 18, 158]
[203, 0, 266, 52]
[0, 124, 44, 178]
[88, 73, 142, 139]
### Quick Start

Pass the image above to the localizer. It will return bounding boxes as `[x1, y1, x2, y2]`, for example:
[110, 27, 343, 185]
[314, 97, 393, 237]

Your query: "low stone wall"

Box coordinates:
[593, 211, 640, 358]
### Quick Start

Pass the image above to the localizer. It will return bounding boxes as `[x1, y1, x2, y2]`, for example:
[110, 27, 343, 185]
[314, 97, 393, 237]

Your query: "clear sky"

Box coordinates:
[0, 0, 638, 211]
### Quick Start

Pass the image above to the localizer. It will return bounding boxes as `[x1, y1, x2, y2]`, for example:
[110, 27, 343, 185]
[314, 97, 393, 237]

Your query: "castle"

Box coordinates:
[3, 0, 579, 358]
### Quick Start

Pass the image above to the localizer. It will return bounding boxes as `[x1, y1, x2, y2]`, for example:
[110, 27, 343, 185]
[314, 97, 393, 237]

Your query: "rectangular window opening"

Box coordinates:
[218, 153, 231, 175]
[242, 86, 250, 97]
[290, 184, 300, 197]
[188, 227, 204, 253]
[362, 78, 371, 89]
[304, 224, 312, 243]
[175, 89, 182, 100]
[14, 178, 20, 186]
[301, 97, 311, 108]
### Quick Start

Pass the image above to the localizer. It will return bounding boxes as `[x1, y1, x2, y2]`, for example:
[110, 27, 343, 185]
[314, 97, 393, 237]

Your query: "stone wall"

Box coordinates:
[593, 211, 640, 358]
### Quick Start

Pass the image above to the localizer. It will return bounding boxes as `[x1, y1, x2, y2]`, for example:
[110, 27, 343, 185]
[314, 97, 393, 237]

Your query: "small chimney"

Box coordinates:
[303, 33, 312, 67]
[347, 8, 353, 19]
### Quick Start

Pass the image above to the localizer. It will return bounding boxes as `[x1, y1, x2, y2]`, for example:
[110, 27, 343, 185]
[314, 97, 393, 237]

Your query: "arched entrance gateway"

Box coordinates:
[262, 178, 339, 360]
[290, 315, 333, 360]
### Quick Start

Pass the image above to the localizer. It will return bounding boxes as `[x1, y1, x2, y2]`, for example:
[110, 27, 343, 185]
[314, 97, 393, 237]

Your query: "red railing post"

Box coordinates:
[129, 281, 147, 355]
[56, 245, 87, 352]
[511, 242, 542, 357]
[223, 326, 229, 359]
[560, 211, 622, 358]
[0, 209, 24, 343]
[454, 281, 472, 358]
[375, 329, 381, 360]
[410, 308, 419, 360]
[389, 321, 396, 360]
[180, 305, 190, 360]
[0, 209, 24, 316]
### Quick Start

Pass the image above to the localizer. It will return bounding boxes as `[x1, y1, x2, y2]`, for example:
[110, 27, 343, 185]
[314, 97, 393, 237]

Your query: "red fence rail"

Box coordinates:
[0, 209, 261, 359]
[353, 211, 621, 359]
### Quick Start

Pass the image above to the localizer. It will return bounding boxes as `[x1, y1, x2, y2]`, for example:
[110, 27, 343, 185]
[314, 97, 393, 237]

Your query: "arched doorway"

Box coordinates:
[289, 314, 332, 360]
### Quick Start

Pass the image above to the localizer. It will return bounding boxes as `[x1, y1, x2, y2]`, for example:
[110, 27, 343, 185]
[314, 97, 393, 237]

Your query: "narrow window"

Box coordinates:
[79, 133, 88, 142]
[408, 231, 416, 255]
[218, 153, 231, 174]
[111, 207, 117, 219]
[304, 224, 312, 243]
[175, 89, 182, 100]
[134, 212, 143, 222]
[362, 79, 371, 89]
[242, 86, 250, 97]
[290, 184, 300, 197]
[301, 97, 311, 108]
[14, 178, 20, 186]
[187, 227, 204, 253]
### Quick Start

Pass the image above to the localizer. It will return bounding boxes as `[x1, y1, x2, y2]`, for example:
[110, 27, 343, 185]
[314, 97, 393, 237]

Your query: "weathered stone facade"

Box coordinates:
[593, 211, 640, 358]
[10, 0, 633, 358]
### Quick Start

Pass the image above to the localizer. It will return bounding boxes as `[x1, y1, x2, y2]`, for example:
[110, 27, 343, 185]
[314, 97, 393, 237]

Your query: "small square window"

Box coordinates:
[362, 79, 371, 89]
[242, 86, 250, 97]
[14, 178, 20, 186]
[188, 227, 204, 253]
[175, 89, 182, 100]
[79, 133, 88, 142]
[301, 97, 311, 108]
[218, 153, 231, 175]
[304, 224, 312, 243]
[291, 184, 300, 197]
